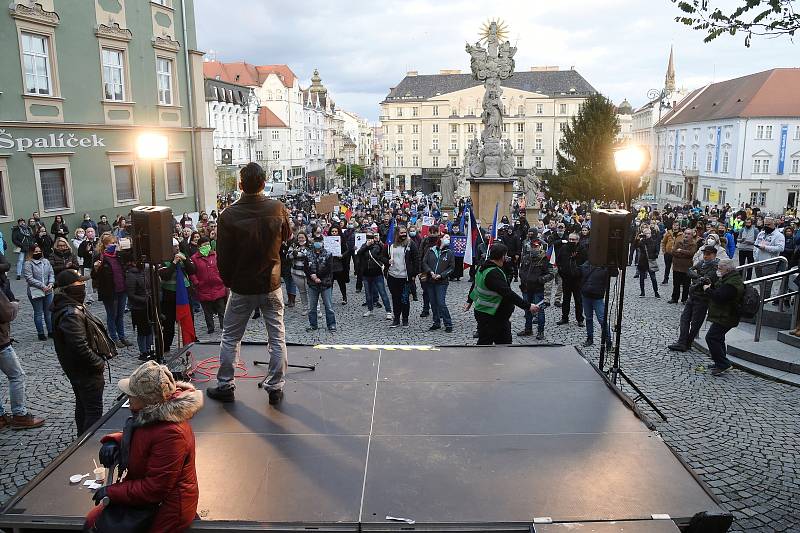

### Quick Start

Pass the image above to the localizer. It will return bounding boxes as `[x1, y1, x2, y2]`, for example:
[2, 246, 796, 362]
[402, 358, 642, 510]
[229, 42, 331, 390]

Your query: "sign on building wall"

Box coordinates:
[709, 190, 720, 203]
[0, 130, 106, 151]
[778, 125, 788, 175]
[673, 130, 679, 169]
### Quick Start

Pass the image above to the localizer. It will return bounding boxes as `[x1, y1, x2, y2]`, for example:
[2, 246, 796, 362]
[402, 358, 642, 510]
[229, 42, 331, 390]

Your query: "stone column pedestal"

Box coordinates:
[524, 206, 540, 224]
[468, 178, 515, 226]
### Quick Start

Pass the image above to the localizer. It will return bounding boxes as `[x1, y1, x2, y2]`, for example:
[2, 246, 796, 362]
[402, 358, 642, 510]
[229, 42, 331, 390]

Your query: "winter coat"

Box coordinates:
[358, 242, 388, 277]
[707, 270, 744, 329]
[78, 239, 98, 271]
[687, 258, 720, 301]
[125, 266, 148, 311]
[80, 219, 98, 233]
[754, 228, 786, 262]
[96, 221, 112, 235]
[671, 235, 697, 273]
[725, 230, 737, 259]
[289, 244, 311, 277]
[422, 245, 454, 283]
[51, 293, 108, 384]
[635, 236, 659, 271]
[0, 289, 19, 349]
[35, 233, 53, 258]
[49, 249, 78, 276]
[51, 221, 69, 239]
[11, 224, 35, 252]
[518, 250, 553, 292]
[305, 248, 334, 288]
[98, 383, 203, 533]
[387, 241, 419, 282]
[189, 251, 227, 302]
[556, 243, 587, 281]
[661, 230, 679, 255]
[91, 253, 127, 301]
[23, 258, 54, 299]
[580, 262, 608, 299]
[693, 234, 729, 263]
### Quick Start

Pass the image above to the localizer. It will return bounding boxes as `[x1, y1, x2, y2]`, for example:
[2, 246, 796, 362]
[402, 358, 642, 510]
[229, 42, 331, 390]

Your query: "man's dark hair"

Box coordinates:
[198, 236, 210, 245]
[489, 243, 508, 260]
[240, 162, 266, 194]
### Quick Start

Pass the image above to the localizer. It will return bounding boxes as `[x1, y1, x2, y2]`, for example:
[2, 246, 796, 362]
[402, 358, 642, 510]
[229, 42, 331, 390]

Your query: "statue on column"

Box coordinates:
[440, 165, 457, 207]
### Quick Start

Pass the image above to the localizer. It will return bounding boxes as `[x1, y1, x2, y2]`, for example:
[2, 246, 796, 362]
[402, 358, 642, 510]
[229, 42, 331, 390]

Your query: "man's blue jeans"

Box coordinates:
[16, 252, 25, 278]
[429, 282, 452, 327]
[364, 275, 391, 312]
[29, 292, 53, 336]
[283, 272, 298, 296]
[102, 291, 127, 341]
[582, 296, 609, 342]
[0, 345, 26, 416]
[523, 290, 545, 333]
[308, 285, 335, 329]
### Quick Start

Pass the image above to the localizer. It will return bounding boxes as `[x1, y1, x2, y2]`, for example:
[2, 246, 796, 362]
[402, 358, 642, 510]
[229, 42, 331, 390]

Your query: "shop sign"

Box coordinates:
[0, 129, 106, 152]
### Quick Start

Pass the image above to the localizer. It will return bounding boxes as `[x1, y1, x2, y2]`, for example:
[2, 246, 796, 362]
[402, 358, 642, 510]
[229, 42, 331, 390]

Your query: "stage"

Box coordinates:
[0, 343, 726, 532]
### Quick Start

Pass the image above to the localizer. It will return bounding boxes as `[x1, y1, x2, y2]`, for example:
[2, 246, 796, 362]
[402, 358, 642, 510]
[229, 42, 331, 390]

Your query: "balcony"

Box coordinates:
[448, 149, 459, 156]
[513, 149, 524, 156]
[429, 149, 440, 155]
[532, 148, 545, 155]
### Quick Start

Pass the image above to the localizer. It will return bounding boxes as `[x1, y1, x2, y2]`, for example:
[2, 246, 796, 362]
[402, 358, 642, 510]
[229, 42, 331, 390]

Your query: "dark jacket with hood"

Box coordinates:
[707, 270, 744, 328]
[422, 244, 454, 283]
[305, 247, 334, 288]
[51, 292, 110, 384]
[358, 241, 388, 277]
[579, 262, 608, 299]
[518, 248, 553, 292]
[11, 224, 35, 252]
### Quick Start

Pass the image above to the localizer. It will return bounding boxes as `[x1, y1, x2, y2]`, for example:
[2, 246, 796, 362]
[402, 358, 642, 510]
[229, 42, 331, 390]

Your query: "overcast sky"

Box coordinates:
[195, 0, 798, 121]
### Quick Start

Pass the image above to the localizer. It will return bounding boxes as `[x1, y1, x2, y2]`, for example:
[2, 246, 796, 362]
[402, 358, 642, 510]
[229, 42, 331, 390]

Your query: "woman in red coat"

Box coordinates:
[86, 361, 203, 532]
[189, 236, 227, 334]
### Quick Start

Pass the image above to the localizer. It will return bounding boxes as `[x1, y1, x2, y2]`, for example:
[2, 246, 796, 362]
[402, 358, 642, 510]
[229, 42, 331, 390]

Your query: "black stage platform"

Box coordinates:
[0, 343, 723, 532]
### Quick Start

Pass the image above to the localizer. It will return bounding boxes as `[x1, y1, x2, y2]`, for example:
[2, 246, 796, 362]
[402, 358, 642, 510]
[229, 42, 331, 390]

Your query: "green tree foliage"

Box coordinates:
[336, 163, 365, 185]
[547, 94, 638, 203]
[672, 0, 799, 47]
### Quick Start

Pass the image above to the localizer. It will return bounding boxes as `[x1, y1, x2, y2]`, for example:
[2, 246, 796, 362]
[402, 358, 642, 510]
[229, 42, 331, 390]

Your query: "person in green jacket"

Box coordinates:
[703, 258, 744, 376]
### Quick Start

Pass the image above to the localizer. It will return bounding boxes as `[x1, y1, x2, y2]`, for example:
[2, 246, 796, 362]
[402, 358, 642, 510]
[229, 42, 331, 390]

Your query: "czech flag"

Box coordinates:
[486, 202, 499, 259]
[175, 263, 196, 346]
[462, 204, 480, 269]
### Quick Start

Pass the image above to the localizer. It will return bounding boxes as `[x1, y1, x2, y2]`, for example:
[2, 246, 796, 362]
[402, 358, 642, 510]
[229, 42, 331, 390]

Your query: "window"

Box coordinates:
[719, 190, 727, 205]
[795, 126, 800, 140]
[691, 152, 697, 170]
[467, 124, 475, 134]
[396, 139, 403, 151]
[515, 156, 523, 168]
[412, 139, 418, 151]
[706, 152, 713, 172]
[21, 32, 51, 95]
[0, 165, 10, 218]
[678, 151, 684, 169]
[102, 48, 125, 101]
[536, 122, 543, 132]
[467, 107, 474, 116]
[535, 156, 542, 168]
[791, 159, 799, 174]
[750, 191, 767, 206]
[165, 161, 184, 197]
[271, 130, 279, 140]
[667, 151, 673, 169]
[256, 131, 262, 141]
[559, 122, 567, 133]
[272, 150, 280, 161]
[432, 106, 439, 117]
[516, 137, 523, 150]
[502, 123, 508, 133]
[396, 125, 403, 134]
[693, 131, 699, 143]
[756, 125, 763, 139]
[412, 107, 418, 117]
[432, 139, 439, 150]
[156, 58, 173, 105]
[40, 168, 68, 210]
[536, 104, 543, 114]
[725, 129, 731, 140]
[535, 138, 542, 150]
[516, 123, 524, 133]
[112, 164, 136, 202]
[559, 103, 567, 114]
[256, 150, 263, 160]
[703, 187, 710, 202]
[450, 156, 458, 167]
[396, 108, 403, 117]
[412, 124, 419, 134]
[722, 150, 729, 173]
[432, 156, 438, 167]
[517, 105, 524, 116]
[450, 124, 458, 133]
[451, 108, 458, 117]
[397, 154, 404, 166]
[765, 125, 773, 139]
[412, 154, 419, 166]
[753, 159, 770, 174]
[432, 124, 439, 133]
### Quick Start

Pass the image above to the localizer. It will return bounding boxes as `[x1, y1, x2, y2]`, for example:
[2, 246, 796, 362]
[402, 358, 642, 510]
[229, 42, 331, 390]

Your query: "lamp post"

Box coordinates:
[136, 133, 169, 206]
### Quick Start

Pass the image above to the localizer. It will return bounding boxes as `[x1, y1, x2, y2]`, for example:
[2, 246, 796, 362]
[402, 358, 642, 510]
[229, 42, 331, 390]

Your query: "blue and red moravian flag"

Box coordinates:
[174, 263, 196, 346]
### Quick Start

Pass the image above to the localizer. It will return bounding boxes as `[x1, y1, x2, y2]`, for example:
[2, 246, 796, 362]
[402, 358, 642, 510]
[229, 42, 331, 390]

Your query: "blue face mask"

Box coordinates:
[105, 244, 117, 254]
[313, 242, 323, 250]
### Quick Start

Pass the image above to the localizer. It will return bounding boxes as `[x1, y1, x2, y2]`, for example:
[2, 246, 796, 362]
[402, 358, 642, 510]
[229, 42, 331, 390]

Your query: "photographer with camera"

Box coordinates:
[668, 245, 719, 352]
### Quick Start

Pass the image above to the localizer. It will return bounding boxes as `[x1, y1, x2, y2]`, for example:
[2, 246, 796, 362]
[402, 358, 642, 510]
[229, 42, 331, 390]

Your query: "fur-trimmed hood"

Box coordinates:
[133, 381, 204, 427]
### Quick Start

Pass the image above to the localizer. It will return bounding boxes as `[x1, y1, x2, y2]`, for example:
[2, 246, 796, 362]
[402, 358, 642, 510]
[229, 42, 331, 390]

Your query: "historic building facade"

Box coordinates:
[379, 67, 596, 192]
[654, 68, 800, 213]
[0, 0, 216, 235]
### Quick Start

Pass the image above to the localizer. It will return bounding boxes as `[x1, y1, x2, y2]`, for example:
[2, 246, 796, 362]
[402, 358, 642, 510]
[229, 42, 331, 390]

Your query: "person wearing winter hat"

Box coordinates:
[86, 361, 202, 532]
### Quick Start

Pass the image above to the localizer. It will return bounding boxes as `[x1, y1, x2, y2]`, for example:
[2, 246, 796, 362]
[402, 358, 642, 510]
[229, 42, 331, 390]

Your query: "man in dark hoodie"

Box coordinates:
[52, 269, 116, 433]
[466, 243, 539, 345]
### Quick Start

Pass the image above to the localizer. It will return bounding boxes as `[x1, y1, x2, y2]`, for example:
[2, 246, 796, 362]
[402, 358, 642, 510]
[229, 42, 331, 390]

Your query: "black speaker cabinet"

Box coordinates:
[589, 208, 632, 268]
[131, 206, 174, 263]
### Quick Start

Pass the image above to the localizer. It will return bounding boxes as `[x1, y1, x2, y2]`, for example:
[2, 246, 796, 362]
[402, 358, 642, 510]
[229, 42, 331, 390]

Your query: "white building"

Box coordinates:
[379, 66, 596, 193]
[616, 99, 633, 141]
[654, 68, 800, 213]
[204, 78, 259, 167]
[302, 69, 329, 185]
[255, 106, 291, 183]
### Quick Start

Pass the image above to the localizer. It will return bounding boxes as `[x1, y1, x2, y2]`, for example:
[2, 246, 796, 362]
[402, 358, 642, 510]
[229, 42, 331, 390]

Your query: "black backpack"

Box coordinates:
[738, 285, 760, 319]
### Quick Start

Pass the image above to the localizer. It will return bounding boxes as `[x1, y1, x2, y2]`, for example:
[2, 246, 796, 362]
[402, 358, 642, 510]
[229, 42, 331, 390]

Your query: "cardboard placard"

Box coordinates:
[422, 216, 435, 227]
[323, 235, 341, 257]
[370, 196, 378, 206]
[316, 193, 338, 214]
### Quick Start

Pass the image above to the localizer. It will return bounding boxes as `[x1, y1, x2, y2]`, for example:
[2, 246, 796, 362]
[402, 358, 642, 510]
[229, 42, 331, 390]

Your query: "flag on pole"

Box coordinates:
[486, 202, 499, 259]
[386, 217, 396, 245]
[463, 208, 474, 268]
[174, 263, 196, 346]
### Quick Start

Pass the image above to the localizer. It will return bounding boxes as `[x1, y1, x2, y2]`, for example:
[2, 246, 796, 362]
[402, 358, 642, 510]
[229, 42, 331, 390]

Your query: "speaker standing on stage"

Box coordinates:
[207, 163, 292, 405]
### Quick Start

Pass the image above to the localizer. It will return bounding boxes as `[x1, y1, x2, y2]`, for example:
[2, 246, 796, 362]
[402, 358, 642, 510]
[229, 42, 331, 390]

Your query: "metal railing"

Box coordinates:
[738, 256, 799, 341]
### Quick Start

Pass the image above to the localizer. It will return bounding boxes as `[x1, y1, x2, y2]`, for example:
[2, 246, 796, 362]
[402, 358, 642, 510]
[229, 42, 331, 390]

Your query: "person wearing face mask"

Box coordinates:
[35, 224, 53, 259]
[92, 234, 133, 348]
[24, 245, 55, 341]
[386, 226, 419, 327]
[50, 214, 69, 240]
[703, 259, 743, 376]
[304, 235, 336, 332]
[556, 233, 587, 325]
[660, 222, 680, 285]
[669, 229, 698, 304]
[52, 269, 116, 433]
[668, 245, 719, 352]
[289, 232, 312, 315]
[422, 233, 454, 332]
[754, 216, 786, 301]
[418, 226, 440, 318]
[328, 226, 350, 305]
[50, 237, 78, 276]
[357, 233, 393, 319]
[72, 228, 86, 257]
[634, 228, 661, 298]
[190, 237, 227, 336]
[517, 237, 553, 339]
[692, 232, 728, 263]
[77, 227, 97, 305]
[546, 223, 566, 307]
[125, 257, 154, 361]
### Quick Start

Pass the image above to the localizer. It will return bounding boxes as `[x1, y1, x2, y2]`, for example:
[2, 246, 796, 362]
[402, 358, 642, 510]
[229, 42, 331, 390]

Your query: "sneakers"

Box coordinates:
[556, 319, 569, 326]
[711, 364, 732, 376]
[362, 311, 372, 317]
[535, 332, 545, 340]
[444, 326, 453, 333]
[10, 414, 45, 430]
[582, 338, 594, 347]
[402, 322, 410, 327]
[341, 298, 347, 305]
[654, 292, 661, 299]
[661, 280, 669, 285]
[639, 293, 646, 298]
[668, 343, 688, 352]
[412, 295, 418, 302]
[206, 386, 235, 402]
[305, 326, 318, 332]
[385, 312, 393, 320]
[114, 339, 125, 349]
[268, 389, 284, 405]
[667, 299, 678, 304]
[328, 326, 337, 332]
[389, 321, 401, 328]
[138, 352, 152, 361]
[429, 324, 441, 331]
[517, 329, 533, 337]
[554, 300, 562, 307]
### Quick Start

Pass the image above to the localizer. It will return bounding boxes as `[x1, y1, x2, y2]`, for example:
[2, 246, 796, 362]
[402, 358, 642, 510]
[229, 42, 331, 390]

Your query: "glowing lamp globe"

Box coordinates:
[613, 145, 649, 175]
[136, 133, 169, 160]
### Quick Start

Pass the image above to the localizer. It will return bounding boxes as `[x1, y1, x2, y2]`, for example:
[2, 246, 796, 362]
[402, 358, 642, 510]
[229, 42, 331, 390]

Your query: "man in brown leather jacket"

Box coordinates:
[208, 163, 291, 405]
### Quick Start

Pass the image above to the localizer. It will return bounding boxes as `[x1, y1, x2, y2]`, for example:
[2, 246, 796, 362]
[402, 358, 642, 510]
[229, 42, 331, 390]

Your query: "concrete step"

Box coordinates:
[726, 340, 800, 374]
[741, 307, 792, 329]
[777, 330, 800, 348]
[727, 354, 800, 387]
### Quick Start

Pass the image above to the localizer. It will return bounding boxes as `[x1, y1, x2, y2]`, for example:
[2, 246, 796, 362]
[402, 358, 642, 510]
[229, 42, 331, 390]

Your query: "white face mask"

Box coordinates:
[707, 238, 715, 246]
[441, 237, 450, 247]
[716, 270, 724, 278]
[643, 232, 651, 238]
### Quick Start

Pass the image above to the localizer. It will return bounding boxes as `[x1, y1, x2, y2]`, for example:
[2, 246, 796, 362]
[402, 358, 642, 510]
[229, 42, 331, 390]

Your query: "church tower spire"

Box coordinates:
[665, 46, 676, 93]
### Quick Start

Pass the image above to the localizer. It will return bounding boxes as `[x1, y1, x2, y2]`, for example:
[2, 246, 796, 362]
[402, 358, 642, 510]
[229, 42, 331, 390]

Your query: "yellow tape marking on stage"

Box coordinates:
[313, 344, 439, 351]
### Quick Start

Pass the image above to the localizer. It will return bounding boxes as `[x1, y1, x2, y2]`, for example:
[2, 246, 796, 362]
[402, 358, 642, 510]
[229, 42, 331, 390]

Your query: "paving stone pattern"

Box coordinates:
[0, 266, 798, 531]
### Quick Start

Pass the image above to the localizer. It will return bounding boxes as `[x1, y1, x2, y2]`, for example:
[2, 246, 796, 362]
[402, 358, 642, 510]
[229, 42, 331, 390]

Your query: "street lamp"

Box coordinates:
[614, 144, 650, 209]
[137, 132, 169, 206]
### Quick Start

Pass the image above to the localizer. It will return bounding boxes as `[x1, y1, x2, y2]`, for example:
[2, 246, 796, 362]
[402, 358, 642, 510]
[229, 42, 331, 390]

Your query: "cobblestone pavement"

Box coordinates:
[1, 265, 798, 531]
